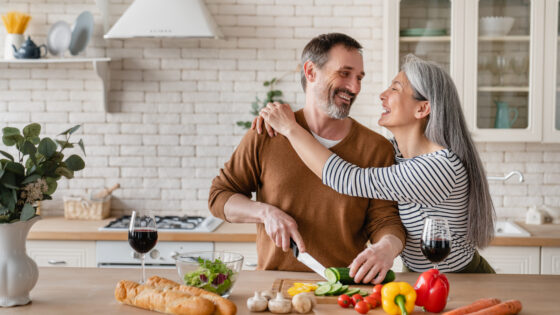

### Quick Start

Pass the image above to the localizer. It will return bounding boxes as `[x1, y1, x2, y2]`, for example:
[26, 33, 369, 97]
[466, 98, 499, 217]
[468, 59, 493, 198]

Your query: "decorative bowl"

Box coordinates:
[173, 251, 244, 298]
[479, 16, 515, 36]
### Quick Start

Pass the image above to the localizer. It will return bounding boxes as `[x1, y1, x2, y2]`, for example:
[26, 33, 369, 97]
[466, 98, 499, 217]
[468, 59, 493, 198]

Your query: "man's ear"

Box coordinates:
[303, 60, 316, 83]
[415, 101, 431, 119]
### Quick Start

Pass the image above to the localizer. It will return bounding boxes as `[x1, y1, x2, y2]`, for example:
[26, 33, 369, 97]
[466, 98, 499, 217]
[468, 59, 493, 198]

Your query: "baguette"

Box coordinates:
[146, 276, 237, 315]
[115, 280, 215, 315]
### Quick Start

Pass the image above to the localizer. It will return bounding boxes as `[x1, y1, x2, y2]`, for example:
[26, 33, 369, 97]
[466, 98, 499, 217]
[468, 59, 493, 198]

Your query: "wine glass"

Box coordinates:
[488, 55, 509, 86]
[421, 217, 452, 270]
[510, 55, 529, 86]
[128, 211, 158, 283]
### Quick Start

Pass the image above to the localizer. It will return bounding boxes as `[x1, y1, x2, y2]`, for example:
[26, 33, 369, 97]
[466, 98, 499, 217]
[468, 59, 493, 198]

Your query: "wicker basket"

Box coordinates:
[63, 195, 111, 220]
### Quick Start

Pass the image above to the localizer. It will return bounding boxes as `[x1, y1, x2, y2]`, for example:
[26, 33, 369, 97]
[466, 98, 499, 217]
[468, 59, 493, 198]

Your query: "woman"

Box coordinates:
[258, 54, 495, 273]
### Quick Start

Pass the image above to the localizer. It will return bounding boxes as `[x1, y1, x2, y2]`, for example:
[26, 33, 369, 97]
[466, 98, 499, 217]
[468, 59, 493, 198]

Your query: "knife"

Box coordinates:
[290, 239, 328, 280]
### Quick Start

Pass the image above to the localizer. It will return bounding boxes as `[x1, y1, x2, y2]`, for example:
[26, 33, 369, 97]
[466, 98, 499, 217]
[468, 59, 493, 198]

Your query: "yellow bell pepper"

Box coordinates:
[381, 282, 417, 315]
[287, 282, 318, 297]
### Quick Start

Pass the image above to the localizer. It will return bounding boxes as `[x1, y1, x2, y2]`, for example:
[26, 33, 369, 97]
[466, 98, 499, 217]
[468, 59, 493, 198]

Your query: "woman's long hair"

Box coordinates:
[401, 54, 495, 248]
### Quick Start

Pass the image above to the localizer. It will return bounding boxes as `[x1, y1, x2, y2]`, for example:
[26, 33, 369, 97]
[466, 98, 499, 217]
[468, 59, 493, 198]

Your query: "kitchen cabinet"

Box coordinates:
[27, 240, 96, 267]
[214, 242, 258, 271]
[541, 246, 560, 274]
[384, 0, 558, 142]
[479, 245, 540, 274]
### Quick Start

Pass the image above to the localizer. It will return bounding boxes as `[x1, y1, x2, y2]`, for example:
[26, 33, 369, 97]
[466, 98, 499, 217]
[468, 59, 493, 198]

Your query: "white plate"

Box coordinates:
[47, 21, 72, 56]
[69, 11, 94, 56]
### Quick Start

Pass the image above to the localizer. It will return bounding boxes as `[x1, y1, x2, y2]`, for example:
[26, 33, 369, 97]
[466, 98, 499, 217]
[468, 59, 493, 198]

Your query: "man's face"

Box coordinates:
[310, 45, 365, 119]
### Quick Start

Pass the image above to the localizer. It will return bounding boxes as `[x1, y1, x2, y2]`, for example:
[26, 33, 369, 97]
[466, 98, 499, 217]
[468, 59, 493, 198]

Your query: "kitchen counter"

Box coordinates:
[27, 216, 256, 242]
[1, 267, 558, 314]
[27, 217, 560, 246]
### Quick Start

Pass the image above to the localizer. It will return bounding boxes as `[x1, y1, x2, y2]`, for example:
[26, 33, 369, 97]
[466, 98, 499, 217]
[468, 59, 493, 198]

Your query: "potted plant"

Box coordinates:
[0, 123, 85, 307]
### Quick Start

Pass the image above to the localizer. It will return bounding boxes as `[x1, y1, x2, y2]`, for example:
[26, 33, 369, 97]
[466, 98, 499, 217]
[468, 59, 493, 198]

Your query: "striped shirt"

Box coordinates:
[322, 140, 473, 272]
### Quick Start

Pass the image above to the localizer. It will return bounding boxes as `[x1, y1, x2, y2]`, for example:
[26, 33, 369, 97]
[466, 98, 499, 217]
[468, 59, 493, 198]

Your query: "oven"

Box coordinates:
[96, 215, 222, 268]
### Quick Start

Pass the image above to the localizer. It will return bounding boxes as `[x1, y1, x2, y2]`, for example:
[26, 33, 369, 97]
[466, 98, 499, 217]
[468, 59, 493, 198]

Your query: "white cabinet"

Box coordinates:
[384, 0, 559, 143]
[541, 247, 560, 274]
[214, 242, 258, 271]
[27, 240, 96, 267]
[479, 246, 540, 274]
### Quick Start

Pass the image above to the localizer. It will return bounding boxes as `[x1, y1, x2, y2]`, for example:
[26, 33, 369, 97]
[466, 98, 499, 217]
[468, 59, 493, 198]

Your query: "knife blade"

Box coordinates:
[290, 239, 328, 280]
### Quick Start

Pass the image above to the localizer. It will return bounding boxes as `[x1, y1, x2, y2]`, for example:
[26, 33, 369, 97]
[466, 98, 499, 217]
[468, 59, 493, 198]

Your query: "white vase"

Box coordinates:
[0, 216, 39, 307]
[3, 34, 24, 60]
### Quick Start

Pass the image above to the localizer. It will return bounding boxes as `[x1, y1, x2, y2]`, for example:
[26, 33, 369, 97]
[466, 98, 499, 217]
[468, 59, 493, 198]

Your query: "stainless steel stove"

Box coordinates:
[96, 215, 223, 268]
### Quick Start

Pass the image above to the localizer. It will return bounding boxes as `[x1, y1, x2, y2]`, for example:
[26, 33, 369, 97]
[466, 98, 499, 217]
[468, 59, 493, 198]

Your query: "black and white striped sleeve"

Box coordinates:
[322, 153, 460, 207]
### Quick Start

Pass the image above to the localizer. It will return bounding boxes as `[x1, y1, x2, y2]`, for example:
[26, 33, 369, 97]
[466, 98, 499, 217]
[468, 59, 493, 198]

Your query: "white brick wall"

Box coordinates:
[1, 0, 559, 220]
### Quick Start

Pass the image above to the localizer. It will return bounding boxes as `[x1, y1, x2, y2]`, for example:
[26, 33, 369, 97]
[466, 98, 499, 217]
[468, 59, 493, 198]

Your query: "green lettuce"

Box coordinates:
[183, 257, 234, 295]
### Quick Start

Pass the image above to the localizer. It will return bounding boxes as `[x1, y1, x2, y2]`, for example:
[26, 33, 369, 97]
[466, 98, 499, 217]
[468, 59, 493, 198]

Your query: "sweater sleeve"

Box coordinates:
[208, 130, 262, 221]
[322, 152, 459, 208]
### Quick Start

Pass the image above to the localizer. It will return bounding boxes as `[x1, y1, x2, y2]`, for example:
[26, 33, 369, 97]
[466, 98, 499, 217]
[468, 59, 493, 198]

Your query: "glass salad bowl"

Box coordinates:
[172, 251, 244, 298]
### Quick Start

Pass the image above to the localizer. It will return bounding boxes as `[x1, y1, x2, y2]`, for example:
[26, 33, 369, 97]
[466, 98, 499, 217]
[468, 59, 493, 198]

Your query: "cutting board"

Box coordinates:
[271, 279, 372, 304]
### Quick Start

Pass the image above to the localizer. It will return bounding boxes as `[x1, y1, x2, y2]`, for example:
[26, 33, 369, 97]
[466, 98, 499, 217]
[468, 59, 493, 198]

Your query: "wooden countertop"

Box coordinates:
[1, 267, 558, 314]
[27, 217, 560, 247]
[27, 217, 256, 242]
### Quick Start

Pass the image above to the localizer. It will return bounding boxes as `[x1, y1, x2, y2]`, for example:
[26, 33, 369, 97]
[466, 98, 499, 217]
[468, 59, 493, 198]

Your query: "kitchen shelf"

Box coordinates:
[399, 36, 451, 42]
[479, 35, 530, 42]
[478, 86, 530, 92]
[0, 57, 111, 111]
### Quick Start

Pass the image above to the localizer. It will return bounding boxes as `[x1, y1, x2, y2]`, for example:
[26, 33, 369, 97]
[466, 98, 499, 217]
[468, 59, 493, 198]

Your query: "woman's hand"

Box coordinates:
[349, 235, 402, 284]
[251, 113, 276, 137]
[259, 102, 298, 137]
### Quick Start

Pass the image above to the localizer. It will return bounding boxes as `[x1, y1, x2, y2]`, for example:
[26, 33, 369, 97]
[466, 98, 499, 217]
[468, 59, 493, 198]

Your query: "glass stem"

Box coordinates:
[434, 263, 438, 270]
[141, 254, 146, 283]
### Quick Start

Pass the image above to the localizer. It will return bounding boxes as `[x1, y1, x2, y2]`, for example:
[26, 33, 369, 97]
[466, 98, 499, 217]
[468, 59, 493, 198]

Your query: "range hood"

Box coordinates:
[104, 0, 222, 39]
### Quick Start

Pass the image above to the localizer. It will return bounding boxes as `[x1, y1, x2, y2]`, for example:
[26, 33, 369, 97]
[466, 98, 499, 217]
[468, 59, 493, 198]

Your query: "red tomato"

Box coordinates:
[352, 293, 364, 305]
[363, 296, 378, 308]
[354, 301, 370, 314]
[337, 294, 353, 308]
[371, 284, 383, 302]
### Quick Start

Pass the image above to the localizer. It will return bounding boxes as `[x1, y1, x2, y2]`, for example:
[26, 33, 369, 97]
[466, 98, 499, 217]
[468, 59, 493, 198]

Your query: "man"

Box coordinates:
[209, 33, 405, 284]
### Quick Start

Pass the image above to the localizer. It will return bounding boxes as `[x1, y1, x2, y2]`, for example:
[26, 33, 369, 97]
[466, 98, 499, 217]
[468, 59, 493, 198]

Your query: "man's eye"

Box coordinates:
[340, 71, 349, 77]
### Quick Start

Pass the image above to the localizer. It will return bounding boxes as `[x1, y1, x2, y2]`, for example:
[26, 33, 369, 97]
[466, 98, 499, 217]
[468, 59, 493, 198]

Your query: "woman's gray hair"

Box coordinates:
[401, 54, 495, 248]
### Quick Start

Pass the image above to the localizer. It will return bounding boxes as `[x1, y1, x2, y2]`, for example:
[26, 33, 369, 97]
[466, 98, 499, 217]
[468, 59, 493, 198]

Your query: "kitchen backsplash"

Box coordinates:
[0, 0, 558, 220]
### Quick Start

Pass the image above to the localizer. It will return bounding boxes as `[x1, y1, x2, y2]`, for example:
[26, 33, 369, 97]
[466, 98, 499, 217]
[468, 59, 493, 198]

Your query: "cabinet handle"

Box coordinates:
[245, 262, 257, 267]
[48, 259, 67, 265]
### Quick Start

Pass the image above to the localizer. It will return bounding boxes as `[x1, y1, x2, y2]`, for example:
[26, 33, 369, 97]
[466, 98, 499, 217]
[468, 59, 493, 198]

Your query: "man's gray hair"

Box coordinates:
[401, 54, 495, 249]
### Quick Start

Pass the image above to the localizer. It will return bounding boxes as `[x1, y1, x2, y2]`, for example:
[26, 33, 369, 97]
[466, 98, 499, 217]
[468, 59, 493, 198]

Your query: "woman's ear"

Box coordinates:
[304, 60, 316, 83]
[415, 101, 431, 119]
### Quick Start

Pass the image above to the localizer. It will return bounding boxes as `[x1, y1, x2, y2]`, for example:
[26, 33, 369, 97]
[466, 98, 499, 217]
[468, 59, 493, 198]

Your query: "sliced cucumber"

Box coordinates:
[314, 284, 331, 296]
[338, 285, 349, 295]
[327, 282, 342, 295]
[359, 290, 369, 296]
[316, 281, 328, 286]
[324, 267, 339, 284]
[345, 288, 360, 296]
[324, 267, 397, 285]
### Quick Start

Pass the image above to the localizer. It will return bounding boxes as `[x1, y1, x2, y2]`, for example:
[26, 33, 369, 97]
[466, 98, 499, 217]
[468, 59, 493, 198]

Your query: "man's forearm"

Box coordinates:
[223, 193, 267, 223]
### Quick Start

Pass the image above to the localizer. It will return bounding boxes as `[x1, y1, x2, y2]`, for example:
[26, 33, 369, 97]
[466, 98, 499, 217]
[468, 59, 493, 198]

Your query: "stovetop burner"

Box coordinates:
[100, 215, 222, 232]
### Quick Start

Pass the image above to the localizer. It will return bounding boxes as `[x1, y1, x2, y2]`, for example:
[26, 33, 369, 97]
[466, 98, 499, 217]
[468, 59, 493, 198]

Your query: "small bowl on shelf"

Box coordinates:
[173, 251, 244, 298]
[479, 16, 515, 36]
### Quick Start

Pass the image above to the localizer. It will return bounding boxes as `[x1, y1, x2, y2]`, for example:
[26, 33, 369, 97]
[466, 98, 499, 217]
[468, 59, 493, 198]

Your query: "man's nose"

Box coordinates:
[347, 77, 361, 95]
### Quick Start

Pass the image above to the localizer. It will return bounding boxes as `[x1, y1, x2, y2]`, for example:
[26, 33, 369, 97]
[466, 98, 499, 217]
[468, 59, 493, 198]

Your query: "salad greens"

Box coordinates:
[183, 257, 235, 295]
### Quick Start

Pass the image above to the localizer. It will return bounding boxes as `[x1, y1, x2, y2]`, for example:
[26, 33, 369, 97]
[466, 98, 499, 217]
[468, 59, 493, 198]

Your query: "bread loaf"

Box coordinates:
[146, 276, 237, 315]
[114, 280, 215, 315]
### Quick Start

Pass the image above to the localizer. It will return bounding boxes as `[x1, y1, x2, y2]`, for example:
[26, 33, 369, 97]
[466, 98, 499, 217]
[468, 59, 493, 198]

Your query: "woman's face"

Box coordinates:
[378, 71, 426, 129]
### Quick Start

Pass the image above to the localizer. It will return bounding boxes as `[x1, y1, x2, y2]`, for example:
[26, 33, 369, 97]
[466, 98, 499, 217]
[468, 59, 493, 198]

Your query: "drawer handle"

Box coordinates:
[48, 260, 67, 265]
[245, 262, 257, 267]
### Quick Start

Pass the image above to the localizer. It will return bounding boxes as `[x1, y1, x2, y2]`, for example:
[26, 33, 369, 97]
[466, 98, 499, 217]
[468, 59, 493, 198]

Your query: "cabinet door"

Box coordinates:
[541, 247, 560, 274]
[464, 0, 545, 142]
[214, 242, 258, 271]
[479, 246, 540, 274]
[27, 240, 96, 268]
[543, 0, 560, 142]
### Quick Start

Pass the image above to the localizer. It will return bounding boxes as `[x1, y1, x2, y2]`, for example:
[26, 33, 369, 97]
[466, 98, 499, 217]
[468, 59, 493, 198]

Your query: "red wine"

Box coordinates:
[421, 239, 451, 263]
[128, 229, 158, 253]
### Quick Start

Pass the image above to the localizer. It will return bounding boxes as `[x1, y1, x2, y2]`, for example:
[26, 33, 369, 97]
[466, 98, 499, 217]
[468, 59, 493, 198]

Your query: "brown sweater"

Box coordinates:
[209, 110, 406, 271]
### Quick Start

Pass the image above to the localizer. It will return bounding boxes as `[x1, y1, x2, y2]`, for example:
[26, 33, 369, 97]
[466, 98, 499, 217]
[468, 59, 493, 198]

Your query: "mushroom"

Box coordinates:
[246, 291, 268, 312]
[261, 289, 274, 300]
[268, 292, 292, 313]
[292, 292, 316, 313]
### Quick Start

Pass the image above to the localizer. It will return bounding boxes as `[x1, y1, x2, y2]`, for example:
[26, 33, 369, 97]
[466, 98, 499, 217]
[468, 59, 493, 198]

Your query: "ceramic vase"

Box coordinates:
[0, 216, 39, 307]
[3, 34, 24, 60]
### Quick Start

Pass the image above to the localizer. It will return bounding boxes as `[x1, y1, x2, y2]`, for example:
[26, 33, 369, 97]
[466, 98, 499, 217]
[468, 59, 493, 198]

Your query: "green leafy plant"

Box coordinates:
[0, 123, 85, 223]
[236, 77, 285, 129]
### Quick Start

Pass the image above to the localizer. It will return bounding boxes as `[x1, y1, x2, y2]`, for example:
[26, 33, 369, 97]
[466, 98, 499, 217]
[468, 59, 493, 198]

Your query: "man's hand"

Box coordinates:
[261, 204, 306, 253]
[349, 235, 402, 284]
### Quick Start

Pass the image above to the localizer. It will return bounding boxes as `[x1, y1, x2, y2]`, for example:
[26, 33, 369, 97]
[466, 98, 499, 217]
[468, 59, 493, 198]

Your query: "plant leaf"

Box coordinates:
[23, 123, 41, 138]
[30, 136, 40, 145]
[78, 139, 86, 156]
[45, 178, 57, 195]
[2, 127, 20, 137]
[0, 150, 14, 161]
[58, 125, 81, 136]
[20, 203, 35, 221]
[38, 138, 57, 158]
[21, 141, 36, 156]
[0, 171, 18, 189]
[21, 174, 41, 185]
[56, 140, 74, 149]
[5, 162, 25, 176]
[64, 155, 85, 171]
[55, 166, 74, 179]
[2, 134, 23, 147]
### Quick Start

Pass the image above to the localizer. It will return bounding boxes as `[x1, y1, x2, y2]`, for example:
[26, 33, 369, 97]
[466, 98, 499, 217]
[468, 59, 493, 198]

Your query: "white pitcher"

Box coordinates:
[0, 216, 39, 307]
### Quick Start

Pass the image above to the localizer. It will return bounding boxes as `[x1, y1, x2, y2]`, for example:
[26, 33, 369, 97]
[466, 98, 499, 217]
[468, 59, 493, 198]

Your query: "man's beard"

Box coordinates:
[316, 84, 355, 119]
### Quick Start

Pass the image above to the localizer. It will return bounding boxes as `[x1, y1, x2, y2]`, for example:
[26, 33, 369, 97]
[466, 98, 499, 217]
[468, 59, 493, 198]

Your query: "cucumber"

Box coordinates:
[339, 285, 349, 295]
[314, 284, 331, 296]
[345, 288, 360, 296]
[359, 290, 369, 296]
[324, 267, 396, 285]
[327, 282, 343, 295]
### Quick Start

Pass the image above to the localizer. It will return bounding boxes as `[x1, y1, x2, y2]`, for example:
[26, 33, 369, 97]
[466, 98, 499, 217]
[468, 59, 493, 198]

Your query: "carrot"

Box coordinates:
[442, 298, 501, 315]
[467, 300, 522, 315]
